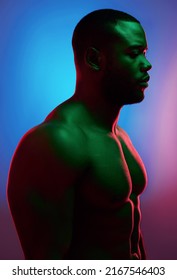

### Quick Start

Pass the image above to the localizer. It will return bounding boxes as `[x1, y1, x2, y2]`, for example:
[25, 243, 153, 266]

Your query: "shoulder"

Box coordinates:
[10, 119, 88, 176]
[7, 120, 88, 202]
[116, 125, 132, 144]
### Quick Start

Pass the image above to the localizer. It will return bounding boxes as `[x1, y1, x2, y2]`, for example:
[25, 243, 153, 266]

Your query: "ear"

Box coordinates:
[85, 47, 102, 71]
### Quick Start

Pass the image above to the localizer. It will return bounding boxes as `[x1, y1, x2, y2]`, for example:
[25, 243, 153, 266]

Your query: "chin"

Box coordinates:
[124, 89, 145, 105]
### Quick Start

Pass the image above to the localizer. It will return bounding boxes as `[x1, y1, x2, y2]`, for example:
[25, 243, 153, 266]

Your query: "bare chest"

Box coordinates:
[80, 130, 147, 207]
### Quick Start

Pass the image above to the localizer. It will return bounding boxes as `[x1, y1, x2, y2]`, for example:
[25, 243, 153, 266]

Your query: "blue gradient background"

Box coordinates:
[1, 0, 177, 259]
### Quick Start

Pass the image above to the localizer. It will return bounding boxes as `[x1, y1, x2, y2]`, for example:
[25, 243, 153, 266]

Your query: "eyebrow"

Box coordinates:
[127, 45, 148, 51]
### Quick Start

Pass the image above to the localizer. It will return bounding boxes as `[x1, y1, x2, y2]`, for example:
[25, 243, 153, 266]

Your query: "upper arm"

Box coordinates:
[7, 122, 87, 259]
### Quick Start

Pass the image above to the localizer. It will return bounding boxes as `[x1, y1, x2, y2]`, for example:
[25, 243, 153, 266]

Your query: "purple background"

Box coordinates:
[1, 0, 177, 259]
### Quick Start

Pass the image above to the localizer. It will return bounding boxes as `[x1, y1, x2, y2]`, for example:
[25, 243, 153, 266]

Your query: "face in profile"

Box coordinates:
[102, 21, 152, 105]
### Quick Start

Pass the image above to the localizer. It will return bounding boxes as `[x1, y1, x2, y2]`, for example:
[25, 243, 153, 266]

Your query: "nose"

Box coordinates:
[141, 58, 152, 72]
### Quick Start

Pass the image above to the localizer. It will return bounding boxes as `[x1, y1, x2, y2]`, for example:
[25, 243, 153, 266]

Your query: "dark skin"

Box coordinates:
[7, 20, 152, 259]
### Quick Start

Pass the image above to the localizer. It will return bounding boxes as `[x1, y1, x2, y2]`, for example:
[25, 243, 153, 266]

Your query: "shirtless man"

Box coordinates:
[7, 9, 152, 259]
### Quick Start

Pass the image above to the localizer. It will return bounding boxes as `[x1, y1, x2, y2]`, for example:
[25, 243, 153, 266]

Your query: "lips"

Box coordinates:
[140, 75, 150, 83]
[138, 75, 150, 88]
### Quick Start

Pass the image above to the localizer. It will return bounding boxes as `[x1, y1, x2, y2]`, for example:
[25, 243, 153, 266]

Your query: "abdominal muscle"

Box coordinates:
[65, 187, 135, 260]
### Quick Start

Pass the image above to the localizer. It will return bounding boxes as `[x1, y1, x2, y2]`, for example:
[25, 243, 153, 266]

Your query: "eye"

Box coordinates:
[128, 49, 148, 59]
[128, 50, 140, 58]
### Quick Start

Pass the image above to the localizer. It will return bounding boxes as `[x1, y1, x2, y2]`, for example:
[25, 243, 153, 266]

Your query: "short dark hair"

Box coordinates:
[72, 9, 140, 64]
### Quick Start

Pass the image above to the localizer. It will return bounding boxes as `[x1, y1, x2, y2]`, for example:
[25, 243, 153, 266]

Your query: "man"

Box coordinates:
[7, 9, 152, 259]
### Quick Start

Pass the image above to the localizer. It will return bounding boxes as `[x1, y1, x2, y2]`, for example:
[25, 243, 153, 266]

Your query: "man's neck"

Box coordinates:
[69, 88, 122, 133]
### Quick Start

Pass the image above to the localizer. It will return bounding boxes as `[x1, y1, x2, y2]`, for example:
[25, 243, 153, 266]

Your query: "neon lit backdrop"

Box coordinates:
[1, 0, 177, 259]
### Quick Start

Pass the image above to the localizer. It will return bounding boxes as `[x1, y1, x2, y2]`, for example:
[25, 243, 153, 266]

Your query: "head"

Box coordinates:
[72, 9, 152, 105]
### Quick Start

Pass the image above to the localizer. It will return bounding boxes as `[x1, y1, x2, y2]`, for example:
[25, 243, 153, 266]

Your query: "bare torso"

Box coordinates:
[8, 100, 147, 260]
[46, 101, 147, 259]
